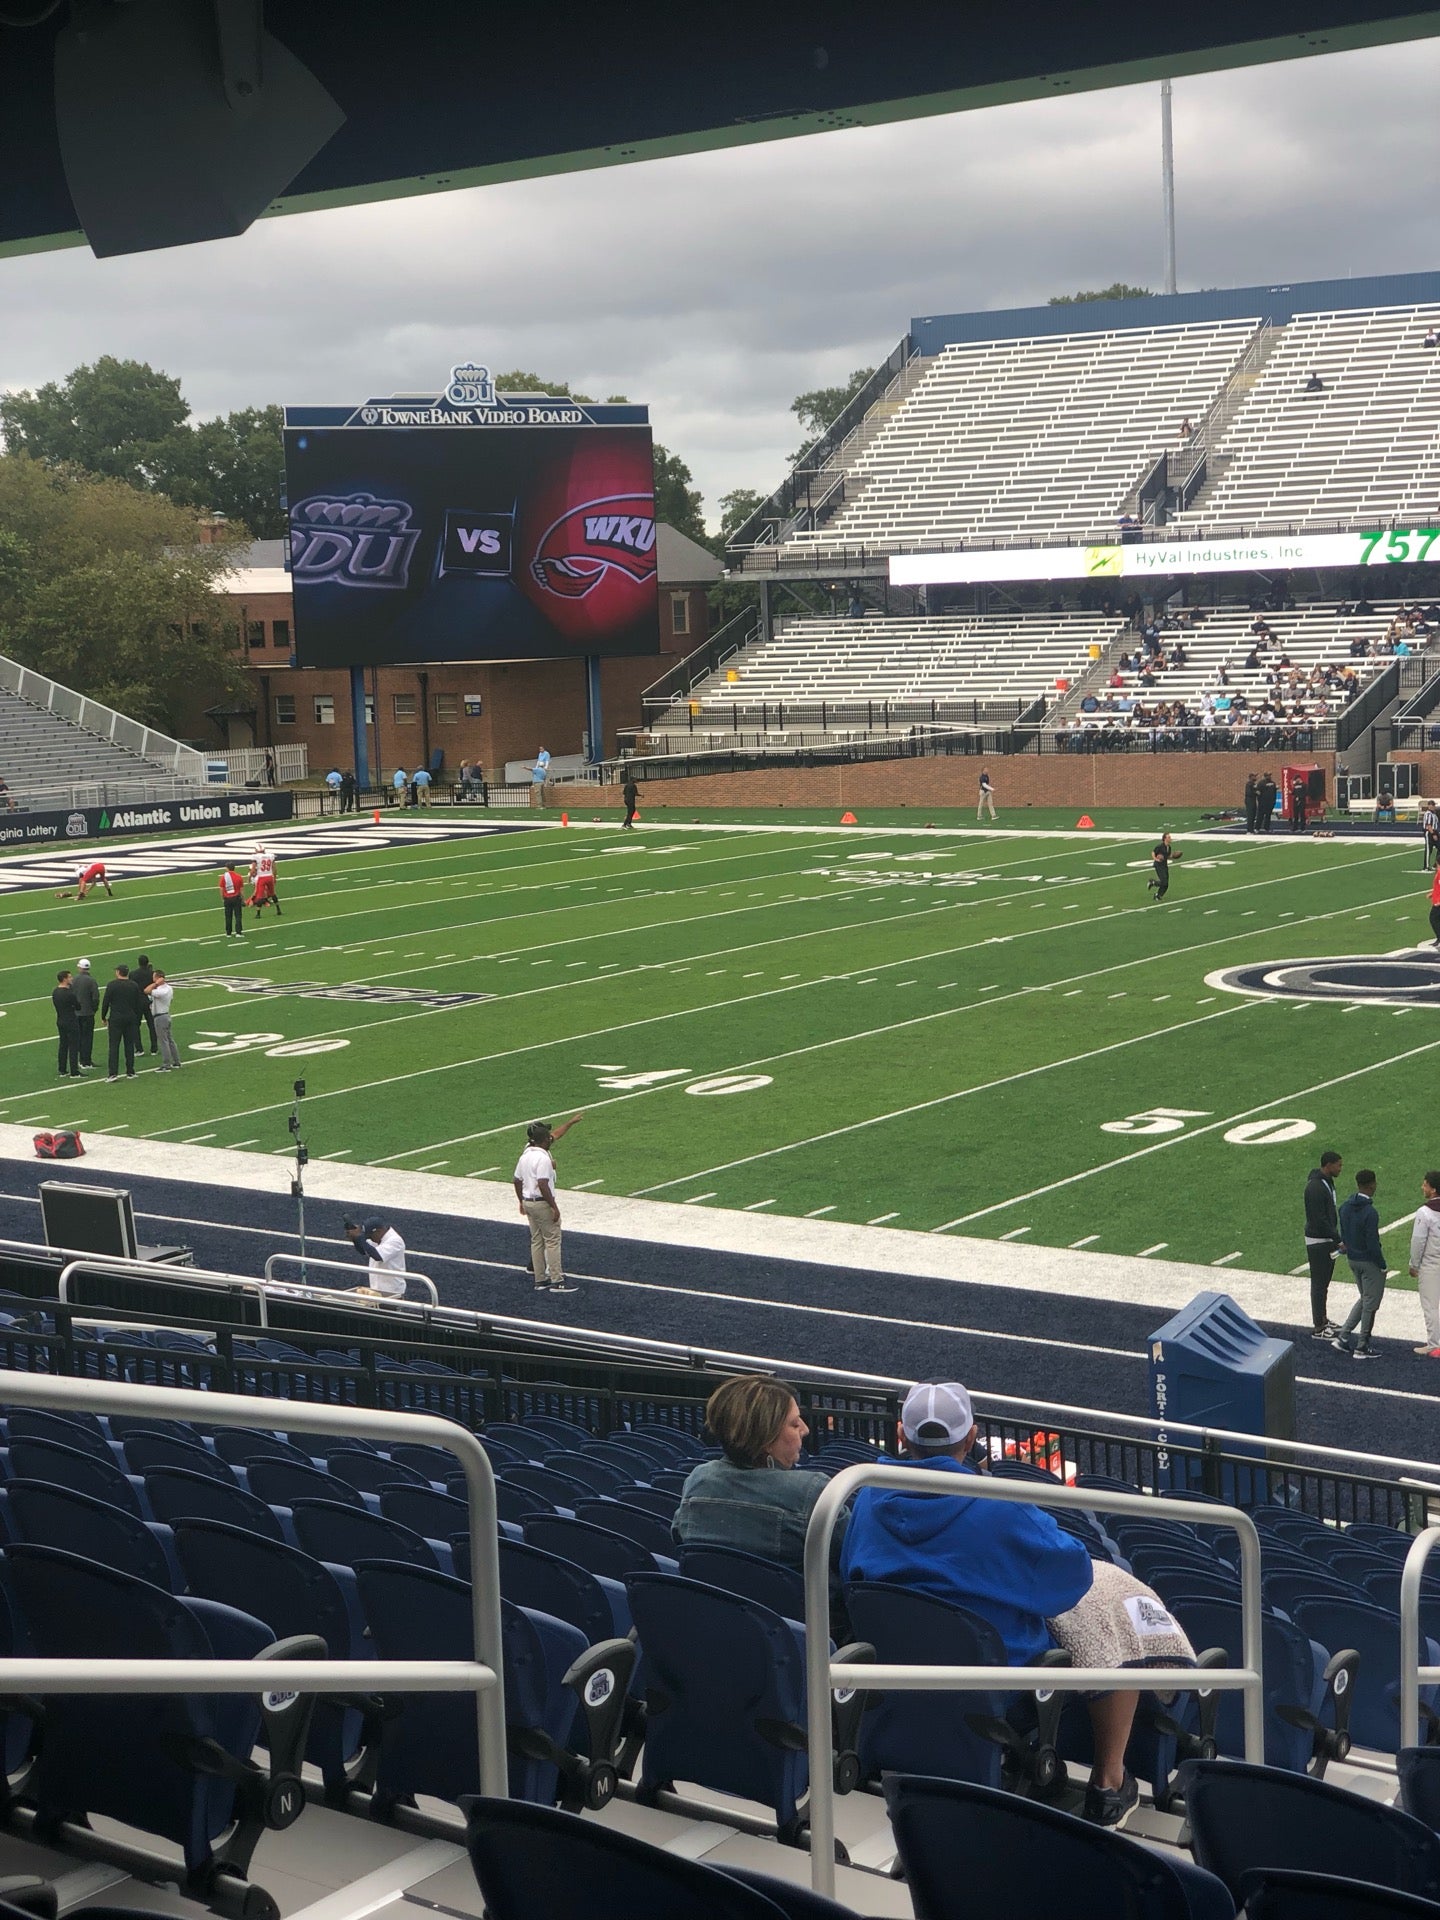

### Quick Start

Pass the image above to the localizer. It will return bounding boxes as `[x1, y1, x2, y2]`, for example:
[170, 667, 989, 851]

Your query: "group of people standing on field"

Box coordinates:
[51, 952, 180, 1081]
[1304, 1153, 1440, 1360]
[218, 846, 281, 935]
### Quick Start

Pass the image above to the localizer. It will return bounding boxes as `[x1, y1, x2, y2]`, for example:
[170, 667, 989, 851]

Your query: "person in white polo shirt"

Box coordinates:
[513, 1114, 584, 1293]
[343, 1217, 408, 1299]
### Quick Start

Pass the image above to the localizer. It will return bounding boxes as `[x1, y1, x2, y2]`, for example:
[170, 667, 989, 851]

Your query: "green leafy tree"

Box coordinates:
[159, 404, 287, 538]
[1048, 284, 1154, 305]
[652, 443, 707, 546]
[0, 357, 188, 488]
[791, 368, 875, 459]
[719, 488, 765, 542]
[0, 454, 249, 730]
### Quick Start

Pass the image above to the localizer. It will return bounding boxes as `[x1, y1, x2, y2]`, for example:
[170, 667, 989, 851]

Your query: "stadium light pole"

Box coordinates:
[1161, 79, 1178, 296]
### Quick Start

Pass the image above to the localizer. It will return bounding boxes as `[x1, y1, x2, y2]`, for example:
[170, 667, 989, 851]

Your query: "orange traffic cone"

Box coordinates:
[631, 809, 640, 823]
[1076, 814, 1095, 829]
[839, 810, 857, 825]
[372, 809, 380, 824]
[561, 811, 569, 826]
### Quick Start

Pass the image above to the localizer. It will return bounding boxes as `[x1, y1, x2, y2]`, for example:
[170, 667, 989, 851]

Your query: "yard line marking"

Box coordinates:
[1153, 995, 1170, 1003]
[318, 1149, 354, 1160]
[857, 977, 878, 985]
[939, 1033, 1440, 1229]
[572, 1177, 605, 1189]
[1064, 989, 1083, 997]
[1108, 992, 1127, 1000]
[744, 1199, 777, 1210]
[182, 1132, 217, 1143]
[1138, 1243, 1168, 1257]
[868, 1212, 899, 1224]
[1204, 910, 1219, 916]
[683, 1192, 717, 1205]
[229, 1138, 260, 1149]
[1069, 1235, 1100, 1248]
[806, 1206, 837, 1218]
[744, 971, 763, 978]
[999, 1226, 1031, 1240]
[1196, 996, 1217, 1004]
[416, 1159, 450, 1171]
[1211, 1252, 1244, 1266]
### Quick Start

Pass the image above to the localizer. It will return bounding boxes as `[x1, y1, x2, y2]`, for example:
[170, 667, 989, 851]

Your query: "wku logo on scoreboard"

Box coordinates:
[531, 492, 657, 599]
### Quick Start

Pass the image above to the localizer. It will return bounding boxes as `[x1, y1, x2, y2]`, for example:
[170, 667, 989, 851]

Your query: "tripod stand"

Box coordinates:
[287, 1079, 309, 1280]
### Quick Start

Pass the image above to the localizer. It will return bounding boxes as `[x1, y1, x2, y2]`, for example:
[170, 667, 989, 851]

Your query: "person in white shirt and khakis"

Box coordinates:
[513, 1115, 583, 1293]
[145, 970, 182, 1071]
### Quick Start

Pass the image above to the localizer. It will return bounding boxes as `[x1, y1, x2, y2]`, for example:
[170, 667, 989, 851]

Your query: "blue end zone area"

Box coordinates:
[0, 1158, 1432, 1465]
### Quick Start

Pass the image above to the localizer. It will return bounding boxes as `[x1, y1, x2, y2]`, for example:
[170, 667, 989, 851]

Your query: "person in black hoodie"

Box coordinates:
[1333, 1170, 1384, 1359]
[1303, 1151, 1344, 1338]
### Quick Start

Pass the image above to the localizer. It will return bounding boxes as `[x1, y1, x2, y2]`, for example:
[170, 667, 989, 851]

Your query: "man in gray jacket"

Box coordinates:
[72, 958, 99, 1070]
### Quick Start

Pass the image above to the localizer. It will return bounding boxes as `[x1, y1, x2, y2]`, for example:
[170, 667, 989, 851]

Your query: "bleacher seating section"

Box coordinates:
[782, 319, 1259, 553]
[0, 1293, 1435, 1920]
[1174, 303, 1440, 535]
[0, 684, 183, 805]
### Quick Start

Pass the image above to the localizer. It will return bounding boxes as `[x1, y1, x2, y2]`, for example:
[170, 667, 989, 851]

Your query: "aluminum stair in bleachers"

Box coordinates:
[0, 655, 206, 809]
[659, 611, 1129, 725]
[1173, 303, 1440, 534]
[782, 318, 1261, 554]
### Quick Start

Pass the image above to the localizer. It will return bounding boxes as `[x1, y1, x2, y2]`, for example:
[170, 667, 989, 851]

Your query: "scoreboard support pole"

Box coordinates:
[585, 656, 604, 764]
[350, 666, 371, 790]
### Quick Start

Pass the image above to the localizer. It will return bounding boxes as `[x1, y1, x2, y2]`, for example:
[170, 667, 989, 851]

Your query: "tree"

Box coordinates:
[1048, 284, 1154, 305]
[719, 488, 765, 542]
[159, 404, 287, 538]
[0, 454, 250, 730]
[791, 368, 874, 458]
[652, 443, 707, 546]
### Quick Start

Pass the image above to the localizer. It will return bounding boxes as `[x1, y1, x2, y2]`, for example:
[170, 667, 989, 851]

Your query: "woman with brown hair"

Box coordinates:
[674, 1375, 845, 1571]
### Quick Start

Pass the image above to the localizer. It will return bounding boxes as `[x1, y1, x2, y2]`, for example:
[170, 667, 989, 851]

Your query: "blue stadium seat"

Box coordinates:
[172, 1516, 380, 1801]
[1399, 1747, 1440, 1829]
[4, 1408, 114, 1460]
[460, 1794, 808, 1920]
[4, 1543, 315, 1912]
[575, 1499, 676, 1557]
[142, 1465, 287, 1541]
[211, 1429, 314, 1469]
[1237, 1867, 1440, 1919]
[677, 1545, 805, 1621]
[523, 1514, 661, 1582]
[544, 1452, 633, 1496]
[883, 1773, 1234, 1920]
[629, 1422, 705, 1455]
[480, 1423, 547, 1460]
[497, 1538, 631, 1641]
[627, 1572, 868, 1847]
[290, 1498, 440, 1572]
[1167, 1594, 1355, 1775]
[244, 1455, 365, 1511]
[119, 1431, 233, 1481]
[503, 1463, 593, 1509]
[6, 1435, 144, 1517]
[521, 1415, 599, 1450]
[1289, 1598, 1440, 1753]
[622, 1486, 682, 1520]
[325, 1449, 429, 1495]
[378, 1483, 472, 1542]
[1184, 1759, 1440, 1905]
[3, 1477, 174, 1590]
[356, 1560, 632, 1812]
[387, 1441, 467, 1481]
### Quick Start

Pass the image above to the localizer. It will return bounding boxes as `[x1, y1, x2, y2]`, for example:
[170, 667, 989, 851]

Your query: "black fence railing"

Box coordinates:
[1334, 658, 1401, 750]
[641, 697, 1032, 735]
[637, 606, 763, 712]
[629, 730, 1006, 782]
[1022, 724, 1337, 756]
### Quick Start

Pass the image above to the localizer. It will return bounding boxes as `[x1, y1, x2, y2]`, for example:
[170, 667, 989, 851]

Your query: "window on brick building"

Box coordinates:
[247, 620, 266, 649]
[434, 692, 459, 724]
[275, 694, 296, 725]
[273, 619, 291, 651]
[314, 695, 335, 725]
[392, 692, 418, 724]
[671, 593, 690, 636]
[364, 695, 375, 726]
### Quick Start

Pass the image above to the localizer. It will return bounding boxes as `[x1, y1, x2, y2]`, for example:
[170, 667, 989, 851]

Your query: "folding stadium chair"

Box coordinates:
[243, 1455, 365, 1512]
[378, 1483, 473, 1543]
[211, 1429, 315, 1470]
[4, 1543, 318, 1918]
[503, 1463, 593, 1509]
[1183, 1759, 1440, 1906]
[629, 1421, 705, 1455]
[497, 1539, 632, 1642]
[142, 1466, 287, 1541]
[1290, 1596, 1440, 1753]
[575, 1497, 677, 1557]
[1237, 1867, 1440, 1919]
[882, 1774, 1235, 1920]
[173, 1516, 382, 1801]
[623, 1485, 682, 1520]
[325, 1449, 429, 1495]
[542, 1451, 633, 1496]
[520, 1415, 599, 1450]
[479, 1422, 547, 1460]
[387, 1441, 467, 1481]
[1168, 1594, 1356, 1775]
[356, 1560, 633, 1813]
[290, 1498, 440, 1572]
[460, 1795, 817, 1920]
[1399, 1747, 1440, 1830]
[3, 1477, 175, 1590]
[119, 1431, 234, 1481]
[648, 1467, 693, 1495]
[522, 1513, 660, 1582]
[677, 1545, 806, 1621]
[6, 1435, 144, 1517]
[4, 1407, 114, 1460]
[626, 1572, 871, 1849]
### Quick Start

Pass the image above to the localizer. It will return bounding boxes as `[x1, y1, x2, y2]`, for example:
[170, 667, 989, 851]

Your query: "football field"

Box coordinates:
[4, 814, 1437, 1281]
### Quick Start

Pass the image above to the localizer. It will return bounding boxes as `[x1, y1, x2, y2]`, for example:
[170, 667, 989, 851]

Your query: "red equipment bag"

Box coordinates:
[33, 1131, 84, 1160]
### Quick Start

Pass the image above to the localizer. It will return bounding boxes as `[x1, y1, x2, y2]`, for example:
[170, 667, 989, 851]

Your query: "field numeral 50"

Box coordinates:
[1101, 1108, 1315, 1145]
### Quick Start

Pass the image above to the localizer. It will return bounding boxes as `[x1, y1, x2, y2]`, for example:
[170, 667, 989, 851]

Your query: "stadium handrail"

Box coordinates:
[1398, 1524, 1440, 1749]
[802, 1463, 1264, 1897]
[0, 1368, 509, 1791]
[0, 652, 207, 783]
[57, 1254, 441, 1322]
[636, 604, 762, 713]
[262, 1251, 440, 1306]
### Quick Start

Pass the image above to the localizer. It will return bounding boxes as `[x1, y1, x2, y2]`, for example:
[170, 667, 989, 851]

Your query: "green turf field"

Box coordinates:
[4, 816, 1436, 1282]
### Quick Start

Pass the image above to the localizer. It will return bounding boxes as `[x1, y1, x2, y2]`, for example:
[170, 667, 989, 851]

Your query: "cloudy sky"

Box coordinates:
[2, 37, 1438, 528]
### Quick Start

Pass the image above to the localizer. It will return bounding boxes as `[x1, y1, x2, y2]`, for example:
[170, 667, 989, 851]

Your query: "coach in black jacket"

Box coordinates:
[1303, 1152, 1344, 1338]
[99, 965, 145, 1081]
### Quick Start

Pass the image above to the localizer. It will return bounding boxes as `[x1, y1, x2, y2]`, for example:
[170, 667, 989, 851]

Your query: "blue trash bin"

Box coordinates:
[1149, 1292, 1295, 1501]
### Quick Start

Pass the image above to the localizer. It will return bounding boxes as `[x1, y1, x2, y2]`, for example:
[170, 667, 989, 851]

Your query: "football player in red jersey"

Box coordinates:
[57, 860, 113, 901]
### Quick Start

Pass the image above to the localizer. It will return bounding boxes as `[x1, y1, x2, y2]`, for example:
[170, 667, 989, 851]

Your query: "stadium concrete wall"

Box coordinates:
[552, 751, 1335, 814]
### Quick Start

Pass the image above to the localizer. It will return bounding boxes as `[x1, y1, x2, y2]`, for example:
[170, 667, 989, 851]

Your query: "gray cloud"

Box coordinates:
[1, 38, 1436, 523]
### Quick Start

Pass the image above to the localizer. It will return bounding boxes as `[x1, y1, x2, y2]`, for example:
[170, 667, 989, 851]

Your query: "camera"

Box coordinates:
[293, 1079, 306, 1100]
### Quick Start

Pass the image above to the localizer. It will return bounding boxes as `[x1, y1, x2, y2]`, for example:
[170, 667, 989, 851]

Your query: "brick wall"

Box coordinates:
[551, 750, 1336, 814]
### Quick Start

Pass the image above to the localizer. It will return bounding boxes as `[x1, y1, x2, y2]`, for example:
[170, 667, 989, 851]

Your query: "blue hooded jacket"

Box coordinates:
[840, 1454, 1093, 1663]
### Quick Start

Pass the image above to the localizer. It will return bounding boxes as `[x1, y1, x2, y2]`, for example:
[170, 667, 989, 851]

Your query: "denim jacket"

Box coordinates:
[672, 1456, 845, 1569]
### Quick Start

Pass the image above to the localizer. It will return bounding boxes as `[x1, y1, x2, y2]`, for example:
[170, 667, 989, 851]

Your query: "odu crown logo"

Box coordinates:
[444, 362, 496, 408]
[532, 493, 657, 600]
[1209, 950, 1440, 1010]
[289, 493, 421, 589]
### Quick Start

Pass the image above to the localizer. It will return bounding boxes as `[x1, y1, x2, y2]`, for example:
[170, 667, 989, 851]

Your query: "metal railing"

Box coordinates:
[1024, 724, 1337, 756]
[620, 728, 1001, 783]
[640, 696, 1031, 733]
[0, 1370, 508, 1793]
[59, 1255, 444, 1323]
[0, 653, 207, 781]
[802, 1465, 1264, 1897]
[3, 774, 210, 813]
[1399, 1525, 1440, 1750]
[263, 1251, 440, 1306]
[637, 606, 763, 712]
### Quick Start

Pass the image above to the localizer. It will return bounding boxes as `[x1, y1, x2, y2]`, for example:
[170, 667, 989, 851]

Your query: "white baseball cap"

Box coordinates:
[76, 957, 90, 970]
[901, 1381, 975, 1449]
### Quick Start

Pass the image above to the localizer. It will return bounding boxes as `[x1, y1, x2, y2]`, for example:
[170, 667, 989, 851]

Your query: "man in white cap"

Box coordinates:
[841, 1378, 1141, 1827]
[71, 958, 100, 1070]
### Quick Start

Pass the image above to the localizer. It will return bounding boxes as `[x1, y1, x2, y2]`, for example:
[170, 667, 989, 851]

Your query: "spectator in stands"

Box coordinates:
[1305, 370, 1324, 392]
[1177, 416, 1194, 440]
[674, 1375, 844, 1574]
[841, 1381, 1194, 1829]
[1424, 326, 1439, 348]
[847, 587, 864, 618]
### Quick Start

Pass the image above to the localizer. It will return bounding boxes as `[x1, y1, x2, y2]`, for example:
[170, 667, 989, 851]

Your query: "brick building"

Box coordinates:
[200, 527, 720, 779]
